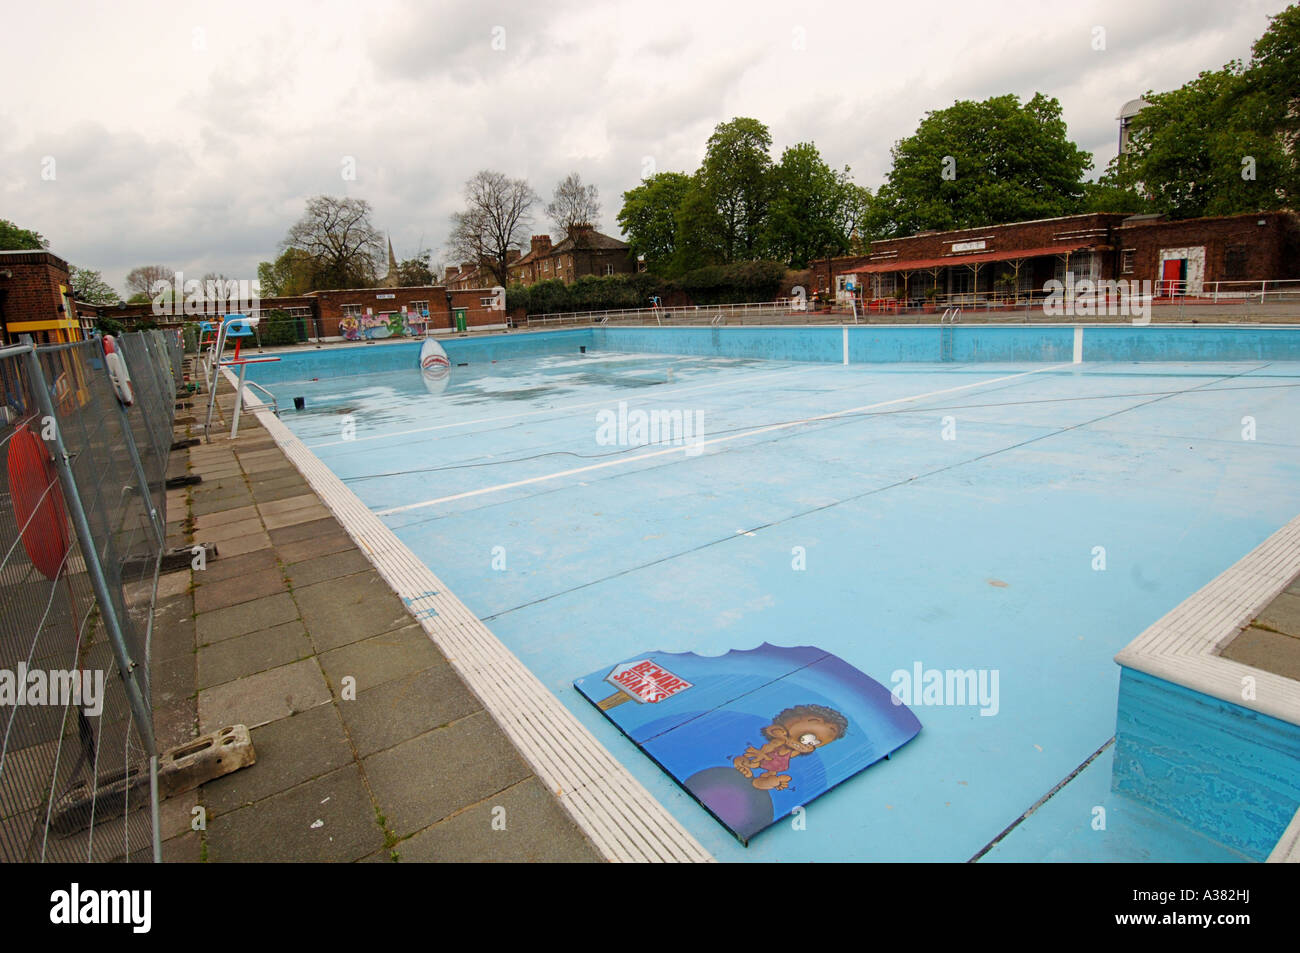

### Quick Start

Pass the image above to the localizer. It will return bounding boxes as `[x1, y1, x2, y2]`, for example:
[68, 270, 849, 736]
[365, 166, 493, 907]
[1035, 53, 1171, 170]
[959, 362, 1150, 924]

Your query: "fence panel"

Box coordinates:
[0, 334, 171, 863]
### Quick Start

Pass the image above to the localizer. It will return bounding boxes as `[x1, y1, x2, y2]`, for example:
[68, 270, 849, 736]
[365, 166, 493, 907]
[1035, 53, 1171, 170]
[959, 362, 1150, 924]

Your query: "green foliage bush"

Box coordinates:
[507, 261, 786, 315]
[259, 309, 302, 346]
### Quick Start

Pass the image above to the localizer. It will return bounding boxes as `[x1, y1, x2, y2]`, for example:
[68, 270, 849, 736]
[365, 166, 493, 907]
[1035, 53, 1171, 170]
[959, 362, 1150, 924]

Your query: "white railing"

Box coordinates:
[527, 298, 808, 328]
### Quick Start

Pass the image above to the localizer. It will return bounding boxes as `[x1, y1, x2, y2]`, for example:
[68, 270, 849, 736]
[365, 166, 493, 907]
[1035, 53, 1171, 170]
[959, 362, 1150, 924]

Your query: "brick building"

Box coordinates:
[101, 281, 507, 339]
[508, 225, 634, 286]
[811, 210, 1300, 307]
[0, 250, 86, 345]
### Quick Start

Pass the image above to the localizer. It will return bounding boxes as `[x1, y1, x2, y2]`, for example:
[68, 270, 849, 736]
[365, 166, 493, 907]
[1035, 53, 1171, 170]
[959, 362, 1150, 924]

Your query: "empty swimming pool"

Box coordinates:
[240, 325, 1300, 862]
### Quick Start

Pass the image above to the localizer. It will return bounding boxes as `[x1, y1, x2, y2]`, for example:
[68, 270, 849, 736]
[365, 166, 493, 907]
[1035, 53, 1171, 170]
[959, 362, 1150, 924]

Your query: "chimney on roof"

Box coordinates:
[530, 235, 552, 255]
[460, 261, 475, 272]
[569, 223, 595, 245]
[445, 266, 458, 282]
[507, 249, 521, 263]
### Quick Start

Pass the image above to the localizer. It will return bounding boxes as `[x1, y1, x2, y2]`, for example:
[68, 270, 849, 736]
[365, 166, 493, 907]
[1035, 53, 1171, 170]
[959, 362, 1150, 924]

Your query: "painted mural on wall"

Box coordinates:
[339, 310, 430, 341]
[574, 643, 922, 844]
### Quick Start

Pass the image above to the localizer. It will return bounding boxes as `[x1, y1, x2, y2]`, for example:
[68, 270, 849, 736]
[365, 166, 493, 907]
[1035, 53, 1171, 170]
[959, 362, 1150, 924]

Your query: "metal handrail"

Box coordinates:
[241, 380, 280, 416]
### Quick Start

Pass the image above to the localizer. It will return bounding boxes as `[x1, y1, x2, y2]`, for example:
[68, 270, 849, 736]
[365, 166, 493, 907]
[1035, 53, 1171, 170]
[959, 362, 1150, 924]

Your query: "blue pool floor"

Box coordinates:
[264, 350, 1300, 861]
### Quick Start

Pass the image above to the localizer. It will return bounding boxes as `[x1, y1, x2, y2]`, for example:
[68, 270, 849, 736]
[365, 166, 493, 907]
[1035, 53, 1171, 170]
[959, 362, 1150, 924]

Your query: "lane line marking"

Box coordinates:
[376, 362, 1073, 517]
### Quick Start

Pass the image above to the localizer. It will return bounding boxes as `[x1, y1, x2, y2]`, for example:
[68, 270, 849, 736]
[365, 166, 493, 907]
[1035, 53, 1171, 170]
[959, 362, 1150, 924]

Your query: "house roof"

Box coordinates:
[549, 229, 629, 254]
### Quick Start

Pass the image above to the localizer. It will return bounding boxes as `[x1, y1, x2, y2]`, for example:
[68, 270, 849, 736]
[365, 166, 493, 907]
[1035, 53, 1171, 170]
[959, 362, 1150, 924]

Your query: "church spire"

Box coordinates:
[381, 235, 400, 287]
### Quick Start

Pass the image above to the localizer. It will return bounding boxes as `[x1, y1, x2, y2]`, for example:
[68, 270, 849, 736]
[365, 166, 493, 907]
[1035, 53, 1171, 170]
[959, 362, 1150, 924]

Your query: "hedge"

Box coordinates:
[507, 260, 788, 315]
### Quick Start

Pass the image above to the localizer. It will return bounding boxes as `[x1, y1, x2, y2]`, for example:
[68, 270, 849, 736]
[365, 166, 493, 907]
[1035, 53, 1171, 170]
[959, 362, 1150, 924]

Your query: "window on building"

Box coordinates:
[1121, 249, 1135, 274]
[479, 296, 495, 308]
[342, 304, 362, 317]
[604, 264, 615, 276]
[410, 300, 429, 315]
[1223, 245, 1249, 281]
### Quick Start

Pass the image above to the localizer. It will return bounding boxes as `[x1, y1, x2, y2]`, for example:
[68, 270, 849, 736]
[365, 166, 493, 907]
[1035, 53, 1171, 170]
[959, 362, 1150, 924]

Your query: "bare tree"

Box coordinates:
[124, 264, 172, 299]
[448, 170, 537, 286]
[546, 172, 601, 235]
[282, 196, 385, 290]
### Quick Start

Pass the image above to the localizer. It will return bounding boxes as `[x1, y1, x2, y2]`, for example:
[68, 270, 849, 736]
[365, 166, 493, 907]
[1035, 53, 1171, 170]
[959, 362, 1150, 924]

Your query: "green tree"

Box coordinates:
[1110, 65, 1291, 218]
[694, 117, 774, 261]
[396, 248, 435, 286]
[616, 172, 692, 273]
[870, 93, 1093, 236]
[765, 142, 874, 268]
[68, 266, 120, 305]
[257, 248, 315, 296]
[0, 219, 48, 250]
[672, 180, 728, 272]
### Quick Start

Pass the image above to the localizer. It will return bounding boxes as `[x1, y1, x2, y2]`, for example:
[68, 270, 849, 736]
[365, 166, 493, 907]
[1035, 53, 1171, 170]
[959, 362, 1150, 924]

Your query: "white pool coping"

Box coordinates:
[1113, 512, 1300, 863]
[222, 367, 714, 863]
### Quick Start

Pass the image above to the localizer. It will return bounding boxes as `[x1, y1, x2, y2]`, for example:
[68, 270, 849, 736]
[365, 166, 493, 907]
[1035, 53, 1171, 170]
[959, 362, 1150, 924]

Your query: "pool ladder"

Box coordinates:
[940, 307, 962, 361]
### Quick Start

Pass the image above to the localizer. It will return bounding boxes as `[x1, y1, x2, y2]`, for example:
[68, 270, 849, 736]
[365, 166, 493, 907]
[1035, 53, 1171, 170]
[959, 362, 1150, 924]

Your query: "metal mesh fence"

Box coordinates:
[0, 330, 179, 862]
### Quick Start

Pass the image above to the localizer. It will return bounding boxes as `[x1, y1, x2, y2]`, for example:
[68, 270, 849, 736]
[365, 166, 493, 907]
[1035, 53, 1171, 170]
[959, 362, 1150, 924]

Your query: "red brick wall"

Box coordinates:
[0, 251, 76, 344]
[308, 286, 507, 336]
[812, 211, 1298, 294]
[1117, 211, 1300, 287]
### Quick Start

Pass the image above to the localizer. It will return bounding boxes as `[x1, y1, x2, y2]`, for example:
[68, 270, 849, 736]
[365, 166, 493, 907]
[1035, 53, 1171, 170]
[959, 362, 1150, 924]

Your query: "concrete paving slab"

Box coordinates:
[270, 517, 343, 546]
[1254, 592, 1300, 639]
[296, 577, 413, 652]
[338, 665, 482, 759]
[203, 516, 267, 544]
[194, 504, 259, 529]
[202, 703, 354, 814]
[251, 481, 316, 504]
[395, 778, 599, 863]
[194, 567, 288, 614]
[214, 531, 272, 557]
[191, 493, 255, 517]
[198, 619, 313, 690]
[277, 531, 357, 566]
[194, 547, 278, 585]
[1221, 625, 1300, 681]
[361, 711, 531, 838]
[155, 569, 191, 603]
[257, 493, 322, 516]
[151, 655, 196, 710]
[197, 657, 331, 732]
[261, 504, 331, 530]
[317, 623, 444, 694]
[196, 591, 298, 645]
[285, 548, 372, 588]
[205, 765, 383, 862]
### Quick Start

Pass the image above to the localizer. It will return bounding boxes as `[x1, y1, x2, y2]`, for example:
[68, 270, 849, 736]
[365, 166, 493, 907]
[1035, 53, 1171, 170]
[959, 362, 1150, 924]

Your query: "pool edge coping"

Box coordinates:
[1113, 512, 1300, 863]
[222, 366, 715, 864]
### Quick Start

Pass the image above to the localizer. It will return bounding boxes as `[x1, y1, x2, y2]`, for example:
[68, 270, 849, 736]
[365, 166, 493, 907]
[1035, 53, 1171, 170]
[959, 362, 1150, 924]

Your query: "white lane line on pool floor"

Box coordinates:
[376, 362, 1073, 517]
[308, 363, 825, 449]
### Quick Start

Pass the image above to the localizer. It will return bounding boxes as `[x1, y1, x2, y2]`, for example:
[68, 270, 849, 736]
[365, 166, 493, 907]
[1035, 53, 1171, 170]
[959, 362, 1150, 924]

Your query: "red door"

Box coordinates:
[1160, 259, 1184, 297]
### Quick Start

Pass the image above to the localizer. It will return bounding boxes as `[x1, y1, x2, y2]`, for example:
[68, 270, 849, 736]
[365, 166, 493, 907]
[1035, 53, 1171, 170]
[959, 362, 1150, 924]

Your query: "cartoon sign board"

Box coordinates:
[574, 643, 921, 845]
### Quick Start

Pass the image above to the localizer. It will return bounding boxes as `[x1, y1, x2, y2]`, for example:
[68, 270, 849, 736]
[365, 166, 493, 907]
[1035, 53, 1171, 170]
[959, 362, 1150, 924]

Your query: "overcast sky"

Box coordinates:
[0, 0, 1288, 294]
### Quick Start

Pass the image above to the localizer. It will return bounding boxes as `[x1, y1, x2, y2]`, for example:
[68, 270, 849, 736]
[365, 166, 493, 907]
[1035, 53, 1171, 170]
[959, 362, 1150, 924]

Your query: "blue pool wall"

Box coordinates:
[1112, 667, 1300, 861]
[242, 323, 1300, 386]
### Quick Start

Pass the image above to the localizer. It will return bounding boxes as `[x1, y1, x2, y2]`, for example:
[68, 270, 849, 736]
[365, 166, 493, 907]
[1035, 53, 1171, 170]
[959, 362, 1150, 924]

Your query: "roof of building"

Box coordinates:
[549, 228, 629, 254]
[845, 243, 1090, 275]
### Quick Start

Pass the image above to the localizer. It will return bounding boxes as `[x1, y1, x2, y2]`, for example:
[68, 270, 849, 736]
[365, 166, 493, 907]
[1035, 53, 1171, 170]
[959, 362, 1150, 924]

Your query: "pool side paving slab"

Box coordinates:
[150, 371, 600, 862]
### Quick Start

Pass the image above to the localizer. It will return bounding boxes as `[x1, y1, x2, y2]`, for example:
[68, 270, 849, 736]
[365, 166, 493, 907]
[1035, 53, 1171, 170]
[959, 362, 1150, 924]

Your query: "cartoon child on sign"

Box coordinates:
[732, 704, 848, 791]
